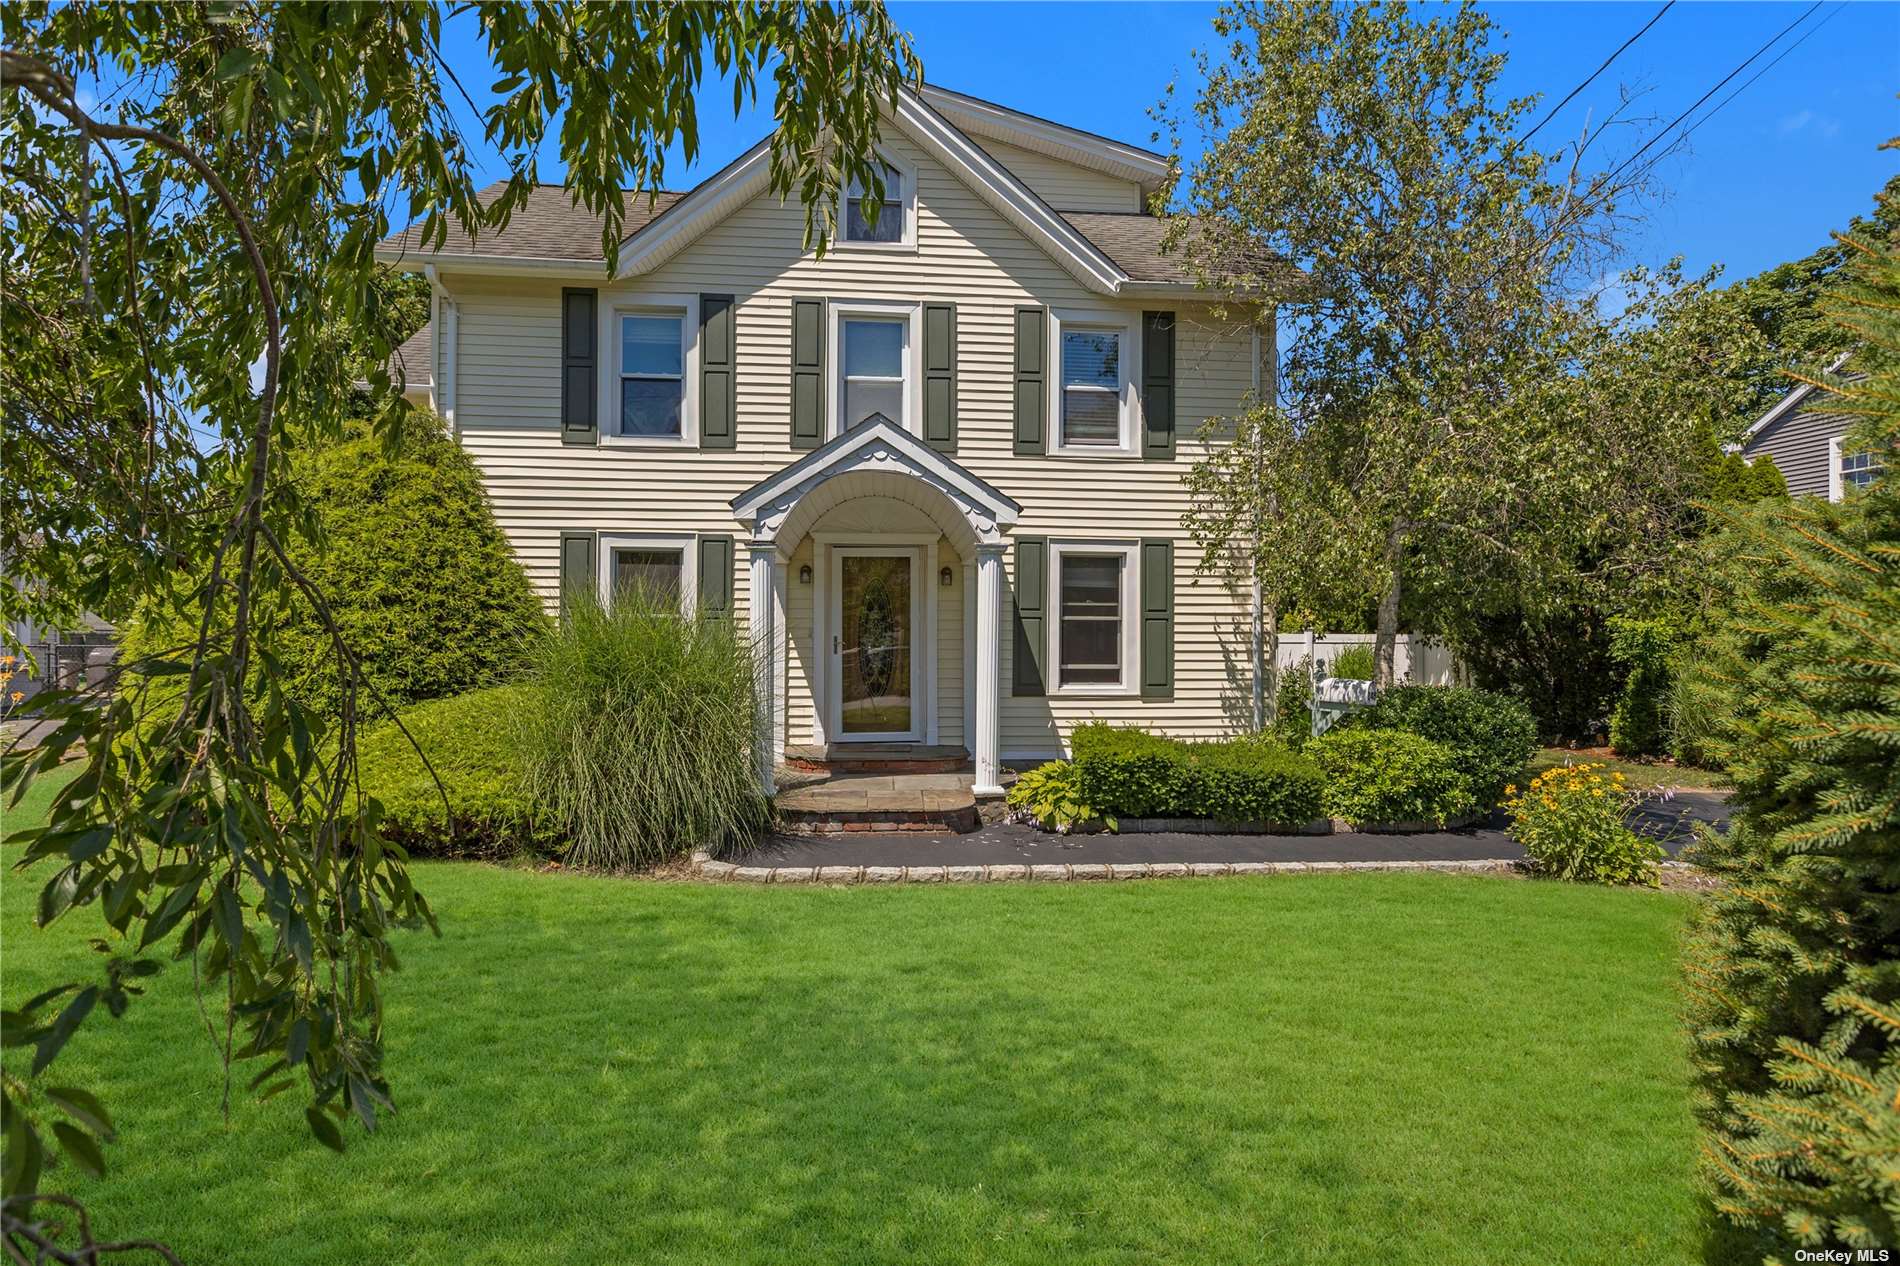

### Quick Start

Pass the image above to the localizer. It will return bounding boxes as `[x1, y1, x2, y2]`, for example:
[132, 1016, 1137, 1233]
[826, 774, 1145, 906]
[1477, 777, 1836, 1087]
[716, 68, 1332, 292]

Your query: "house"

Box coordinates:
[1741, 352, 1878, 500]
[375, 84, 1284, 801]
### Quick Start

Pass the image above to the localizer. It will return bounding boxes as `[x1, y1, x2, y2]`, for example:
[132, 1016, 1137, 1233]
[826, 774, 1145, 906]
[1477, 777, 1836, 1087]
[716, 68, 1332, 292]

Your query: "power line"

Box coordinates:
[1520, 0, 1676, 146]
[1463, 0, 1832, 301]
[1597, 0, 1823, 192]
[1672, 1, 1844, 150]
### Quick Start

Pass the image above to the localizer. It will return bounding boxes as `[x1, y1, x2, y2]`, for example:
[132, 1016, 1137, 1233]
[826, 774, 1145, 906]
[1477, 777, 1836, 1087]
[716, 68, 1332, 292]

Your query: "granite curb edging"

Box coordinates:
[692, 850, 1528, 884]
[688, 852, 1704, 885]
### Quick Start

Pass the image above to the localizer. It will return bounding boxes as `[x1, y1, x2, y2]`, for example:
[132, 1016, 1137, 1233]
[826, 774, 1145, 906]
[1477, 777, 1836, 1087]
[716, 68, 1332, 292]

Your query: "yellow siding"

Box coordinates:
[447, 126, 1262, 758]
[976, 139, 1143, 212]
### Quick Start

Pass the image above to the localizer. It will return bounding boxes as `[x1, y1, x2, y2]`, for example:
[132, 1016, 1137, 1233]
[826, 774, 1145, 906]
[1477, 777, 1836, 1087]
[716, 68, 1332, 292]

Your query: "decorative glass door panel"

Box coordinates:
[837, 553, 914, 736]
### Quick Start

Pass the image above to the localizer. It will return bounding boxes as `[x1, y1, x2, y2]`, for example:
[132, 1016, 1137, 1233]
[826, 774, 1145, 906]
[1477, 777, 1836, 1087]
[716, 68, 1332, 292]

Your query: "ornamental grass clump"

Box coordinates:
[1503, 762, 1660, 885]
[520, 590, 769, 868]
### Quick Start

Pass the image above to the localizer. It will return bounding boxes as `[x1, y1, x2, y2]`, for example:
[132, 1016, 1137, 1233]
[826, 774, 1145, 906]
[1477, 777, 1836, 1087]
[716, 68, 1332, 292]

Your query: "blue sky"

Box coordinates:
[437, 1, 1896, 287]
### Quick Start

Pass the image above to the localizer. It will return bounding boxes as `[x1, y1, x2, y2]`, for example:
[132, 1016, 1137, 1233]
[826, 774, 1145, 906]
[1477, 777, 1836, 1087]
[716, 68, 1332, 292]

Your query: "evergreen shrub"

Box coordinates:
[357, 684, 558, 860]
[1306, 727, 1471, 826]
[1070, 723, 1324, 825]
[1355, 684, 1537, 807]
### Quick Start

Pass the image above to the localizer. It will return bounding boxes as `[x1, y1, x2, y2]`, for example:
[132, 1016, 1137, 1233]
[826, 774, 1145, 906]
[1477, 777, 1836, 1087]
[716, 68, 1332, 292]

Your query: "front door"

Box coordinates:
[832, 548, 920, 741]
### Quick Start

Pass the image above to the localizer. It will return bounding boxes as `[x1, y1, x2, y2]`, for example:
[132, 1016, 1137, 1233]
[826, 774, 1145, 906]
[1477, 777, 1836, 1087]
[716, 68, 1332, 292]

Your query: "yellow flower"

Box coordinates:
[1504, 784, 1517, 796]
[1592, 789, 1604, 797]
[7, 691, 19, 704]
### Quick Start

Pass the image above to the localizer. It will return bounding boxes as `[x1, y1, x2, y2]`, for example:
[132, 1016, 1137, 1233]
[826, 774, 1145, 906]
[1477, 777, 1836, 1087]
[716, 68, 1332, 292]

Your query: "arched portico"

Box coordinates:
[730, 419, 1020, 797]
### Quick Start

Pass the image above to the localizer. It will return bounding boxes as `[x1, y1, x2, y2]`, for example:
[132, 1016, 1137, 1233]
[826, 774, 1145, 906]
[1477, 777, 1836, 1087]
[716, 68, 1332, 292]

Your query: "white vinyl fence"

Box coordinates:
[1272, 632, 1463, 687]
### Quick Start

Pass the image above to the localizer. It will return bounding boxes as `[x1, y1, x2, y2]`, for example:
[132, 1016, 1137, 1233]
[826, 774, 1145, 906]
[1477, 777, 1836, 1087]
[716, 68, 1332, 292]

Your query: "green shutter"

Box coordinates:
[697, 535, 734, 619]
[1139, 538, 1174, 699]
[559, 530, 597, 619]
[1013, 306, 1046, 456]
[699, 294, 737, 450]
[790, 297, 826, 450]
[561, 288, 597, 445]
[1011, 535, 1048, 696]
[923, 302, 957, 453]
[1141, 311, 1175, 461]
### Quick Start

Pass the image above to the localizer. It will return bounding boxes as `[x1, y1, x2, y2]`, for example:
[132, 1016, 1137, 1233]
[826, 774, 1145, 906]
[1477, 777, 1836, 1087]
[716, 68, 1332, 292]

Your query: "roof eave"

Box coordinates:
[918, 84, 1170, 190]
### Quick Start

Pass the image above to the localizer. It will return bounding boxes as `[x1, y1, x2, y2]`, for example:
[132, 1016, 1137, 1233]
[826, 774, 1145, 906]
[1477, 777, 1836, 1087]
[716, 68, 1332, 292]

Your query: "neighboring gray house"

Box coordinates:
[1741, 352, 1879, 500]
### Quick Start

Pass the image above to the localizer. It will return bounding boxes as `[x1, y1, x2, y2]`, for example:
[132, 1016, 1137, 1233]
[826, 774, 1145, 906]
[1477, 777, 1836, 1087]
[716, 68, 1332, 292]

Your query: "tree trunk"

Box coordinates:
[1374, 523, 1404, 688]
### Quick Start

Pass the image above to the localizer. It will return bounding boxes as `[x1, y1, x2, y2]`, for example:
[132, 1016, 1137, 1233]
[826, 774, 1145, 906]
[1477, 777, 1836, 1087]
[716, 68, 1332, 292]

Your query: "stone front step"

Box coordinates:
[781, 743, 971, 775]
[774, 772, 982, 834]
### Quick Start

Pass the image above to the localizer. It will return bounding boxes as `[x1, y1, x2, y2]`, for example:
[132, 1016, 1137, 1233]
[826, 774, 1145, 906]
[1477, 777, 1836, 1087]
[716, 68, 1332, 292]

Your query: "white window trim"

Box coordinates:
[1828, 436, 1844, 502]
[826, 299, 924, 439]
[1047, 539, 1140, 697]
[598, 532, 698, 617]
[599, 293, 699, 448]
[833, 146, 918, 253]
[1048, 308, 1139, 456]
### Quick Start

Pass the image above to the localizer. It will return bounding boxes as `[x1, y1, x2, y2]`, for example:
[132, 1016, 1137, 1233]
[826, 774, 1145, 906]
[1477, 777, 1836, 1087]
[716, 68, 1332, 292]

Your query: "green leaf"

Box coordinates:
[138, 866, 206, 950]
[3, 1110, 44, 1197]
[306, 1106, 345, 1153]
[37, 865, 81, 928]
[44, 1087, 114, 1141]
[51, 1121, 105, 1179]
[214, 47, 264, 81]
[213, 881, 246, 951]
[286, 1016, 311, 1066]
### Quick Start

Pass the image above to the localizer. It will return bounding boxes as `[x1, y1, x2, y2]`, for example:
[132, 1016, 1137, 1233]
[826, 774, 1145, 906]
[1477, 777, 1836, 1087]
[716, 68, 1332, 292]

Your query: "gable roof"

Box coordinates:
[917, 84, 1171, 200]
[1743, 351, 1855, 441]
[376, 87, 1256, 297]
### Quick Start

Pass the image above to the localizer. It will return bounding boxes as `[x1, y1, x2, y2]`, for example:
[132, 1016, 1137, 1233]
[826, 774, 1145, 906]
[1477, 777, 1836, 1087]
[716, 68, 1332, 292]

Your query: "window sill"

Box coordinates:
[1048, 684, 1139, 699]
[600, 434, 697, 449]
[830, 239, 919, 255]
[1048, 444, 1138, 459]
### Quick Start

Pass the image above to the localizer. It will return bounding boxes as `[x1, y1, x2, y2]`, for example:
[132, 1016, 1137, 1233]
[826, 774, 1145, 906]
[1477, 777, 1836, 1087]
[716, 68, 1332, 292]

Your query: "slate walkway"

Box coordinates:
[732, 790, 1728, 869]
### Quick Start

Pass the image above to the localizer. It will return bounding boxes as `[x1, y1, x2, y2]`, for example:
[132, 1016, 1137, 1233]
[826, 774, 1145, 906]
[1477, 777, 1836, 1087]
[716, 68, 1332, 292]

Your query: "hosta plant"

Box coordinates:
[1504, 763, 1661, 885]
[1006, 761, 1112, 833]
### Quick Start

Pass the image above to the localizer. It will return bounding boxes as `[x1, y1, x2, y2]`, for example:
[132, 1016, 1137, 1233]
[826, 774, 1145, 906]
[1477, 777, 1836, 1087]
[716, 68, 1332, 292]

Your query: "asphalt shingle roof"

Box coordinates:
[378, 183, 687, 262]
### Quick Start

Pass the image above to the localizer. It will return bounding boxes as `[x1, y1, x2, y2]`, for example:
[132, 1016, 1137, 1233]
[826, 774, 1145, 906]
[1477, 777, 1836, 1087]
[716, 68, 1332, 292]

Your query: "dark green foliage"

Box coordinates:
[1070, 723, 1325, 825]
[120, 414, 548, 724]
[1454, 608, 1615, 740]
[1355, 684, 1537, 807]
[1681, 436, 1900, 1243]
[1605, 616, 1676, 759]
[277, 417, 547, 717]
[1307, 728, 1472, 826]
[520, 590, 768, 868]
[356, 685, 561, 860]
[1272, 655, 1314, 749]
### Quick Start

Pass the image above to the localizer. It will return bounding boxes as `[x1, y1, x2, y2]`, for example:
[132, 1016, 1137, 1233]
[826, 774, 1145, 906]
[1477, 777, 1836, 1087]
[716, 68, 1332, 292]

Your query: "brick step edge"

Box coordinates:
[776, 806, 982, 834]
[690, 853, 1526, 884]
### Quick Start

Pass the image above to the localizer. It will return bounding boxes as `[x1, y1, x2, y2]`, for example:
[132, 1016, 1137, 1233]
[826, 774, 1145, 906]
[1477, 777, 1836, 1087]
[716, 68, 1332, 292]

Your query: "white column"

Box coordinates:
[748, 543, 778, 797]
[973, 542, 1006, 796]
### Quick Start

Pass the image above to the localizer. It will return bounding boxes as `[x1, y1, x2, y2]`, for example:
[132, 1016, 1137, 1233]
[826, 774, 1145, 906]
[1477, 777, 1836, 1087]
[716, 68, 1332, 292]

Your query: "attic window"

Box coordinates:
[842, 156, 914, 248]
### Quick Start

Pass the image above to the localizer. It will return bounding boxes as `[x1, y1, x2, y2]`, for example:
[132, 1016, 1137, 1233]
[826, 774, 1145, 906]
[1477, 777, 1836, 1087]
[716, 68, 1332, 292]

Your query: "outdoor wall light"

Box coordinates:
[799, 564, 813, 585]
[940, 566, 954, 588]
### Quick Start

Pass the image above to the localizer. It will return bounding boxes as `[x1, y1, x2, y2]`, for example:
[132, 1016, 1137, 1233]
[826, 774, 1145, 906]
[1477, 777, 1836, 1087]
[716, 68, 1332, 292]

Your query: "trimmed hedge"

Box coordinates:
[1070, 723, 1324, 825]
[1353, 684, 1536, 807]
[1307, 727, 1472, 827]
[357, 684, 561, 860]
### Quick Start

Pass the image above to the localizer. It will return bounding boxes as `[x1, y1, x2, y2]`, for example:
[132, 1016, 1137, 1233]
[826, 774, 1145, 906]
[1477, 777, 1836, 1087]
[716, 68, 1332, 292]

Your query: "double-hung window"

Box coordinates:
[1843, 449, 1882, 493]
[599, 534, 696, 616]
[846, 162, 904, 243]
[617, 311, 685, 439]
[1051, 312, 1134, 453]
[1050, 542, 1138, 691]
[840, 317, 907, 432]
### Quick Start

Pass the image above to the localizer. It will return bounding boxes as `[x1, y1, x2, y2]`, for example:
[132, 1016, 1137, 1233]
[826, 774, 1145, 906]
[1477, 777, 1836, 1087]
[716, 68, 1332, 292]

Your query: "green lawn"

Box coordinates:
[3, 794, 1702, 1264]
[1530, 747, 1731, 792]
